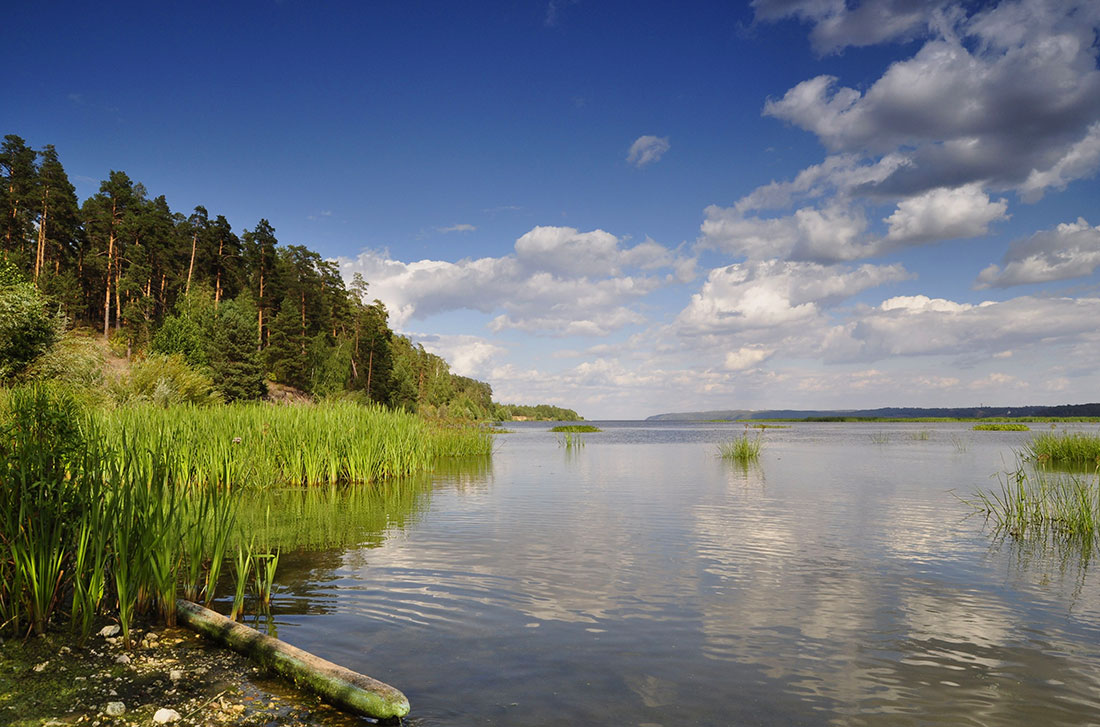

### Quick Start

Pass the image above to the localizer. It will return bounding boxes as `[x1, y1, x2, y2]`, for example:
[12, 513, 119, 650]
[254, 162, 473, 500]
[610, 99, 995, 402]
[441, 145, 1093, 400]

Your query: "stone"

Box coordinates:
[98, 625, 120, 638]
[153, 708, 181, 723]
[32, 661, 49, 672]
[114, 654, 131, 665]
[169, 669, 183, 681]
[105, 701, 125, 716]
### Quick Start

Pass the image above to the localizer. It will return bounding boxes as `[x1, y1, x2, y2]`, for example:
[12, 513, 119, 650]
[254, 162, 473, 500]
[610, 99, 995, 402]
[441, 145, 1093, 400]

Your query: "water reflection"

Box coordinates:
[257, 425, 1100, 726]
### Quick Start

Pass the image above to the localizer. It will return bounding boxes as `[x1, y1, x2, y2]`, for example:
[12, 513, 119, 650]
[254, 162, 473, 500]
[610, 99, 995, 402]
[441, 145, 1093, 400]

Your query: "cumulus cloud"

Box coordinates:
[627, 135, 671, 168]
[405, 333, 505, 378]
[822, 295, 1100, 363]
[338, 226, 692, 336]
[975, 217, 1100, 288]
[883, 184, 1008, 245]
[752, 0, 947, 54]
[677, 260, 912, 336]
[724, 346, 774, 371]
[761, 1, 1100, 197]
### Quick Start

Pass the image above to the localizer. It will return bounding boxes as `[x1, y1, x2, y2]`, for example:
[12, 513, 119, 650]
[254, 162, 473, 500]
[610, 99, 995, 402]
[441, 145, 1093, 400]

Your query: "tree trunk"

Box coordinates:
[34, 186, 48, 284]
[175, 600, 409, 720]
[185, 231, 197, 295]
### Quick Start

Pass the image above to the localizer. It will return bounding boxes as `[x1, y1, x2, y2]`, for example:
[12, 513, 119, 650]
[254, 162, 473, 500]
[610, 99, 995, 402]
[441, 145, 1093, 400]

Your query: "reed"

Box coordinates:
[96, 401, 493, 489]
[558, 432, 586, 449]
[0, 387, 494, 639]
[550, 425, 601, 433]
[966, 462, 1100, 542]
[973, 423, 1030, 431]
[1024, 432, 1100, 468]
[717, 434, 762, 462]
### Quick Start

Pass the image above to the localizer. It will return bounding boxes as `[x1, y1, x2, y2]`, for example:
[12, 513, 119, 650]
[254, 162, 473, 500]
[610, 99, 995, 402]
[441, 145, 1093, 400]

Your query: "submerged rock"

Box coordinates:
[98, 625, 120, 638]
[105, 700, 125, 716]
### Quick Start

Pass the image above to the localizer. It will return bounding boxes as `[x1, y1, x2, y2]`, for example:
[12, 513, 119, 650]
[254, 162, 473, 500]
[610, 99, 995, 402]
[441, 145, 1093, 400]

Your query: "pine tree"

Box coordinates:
[209, 297, 266, 401]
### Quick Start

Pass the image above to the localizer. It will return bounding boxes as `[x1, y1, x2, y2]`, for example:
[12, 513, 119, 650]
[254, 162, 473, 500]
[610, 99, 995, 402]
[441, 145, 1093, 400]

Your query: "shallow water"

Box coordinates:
[261, 422, 1100, 726]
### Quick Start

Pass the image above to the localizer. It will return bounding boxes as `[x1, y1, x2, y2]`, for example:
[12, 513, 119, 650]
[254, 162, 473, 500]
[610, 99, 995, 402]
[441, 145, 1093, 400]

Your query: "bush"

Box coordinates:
[112, 353, 221, 406]
[0, 264, 66, 382]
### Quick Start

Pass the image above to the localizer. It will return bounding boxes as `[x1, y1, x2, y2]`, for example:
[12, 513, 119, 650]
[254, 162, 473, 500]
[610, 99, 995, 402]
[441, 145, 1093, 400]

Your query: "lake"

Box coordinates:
[258, 422, 1100, 726]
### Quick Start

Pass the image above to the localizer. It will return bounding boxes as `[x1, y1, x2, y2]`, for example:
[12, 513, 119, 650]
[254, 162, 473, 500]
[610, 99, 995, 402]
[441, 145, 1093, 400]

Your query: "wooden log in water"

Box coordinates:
[175, 599, 410, 721]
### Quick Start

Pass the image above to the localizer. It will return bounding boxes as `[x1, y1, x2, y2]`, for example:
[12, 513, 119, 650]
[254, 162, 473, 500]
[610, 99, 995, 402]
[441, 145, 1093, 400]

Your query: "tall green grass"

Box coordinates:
[96, 401, 493, 489]
[1024, 432, 1100, 468]
[973, 423, 1030, 431]
[717, 434, 762, 462]
[0, 387, 493, 641]
[966, 462, 1100, 543]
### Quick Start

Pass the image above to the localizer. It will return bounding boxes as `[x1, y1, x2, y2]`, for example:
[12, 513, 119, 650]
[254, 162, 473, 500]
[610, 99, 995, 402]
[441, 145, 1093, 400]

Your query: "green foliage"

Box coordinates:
[209, 297, 266, 402]
[1024, 432, 1100, 468]
[551, 424, 601, 432]
[112, 353, 221, 406]
[496, 403, 583, 421]
[151, 287, 217, 367]
[0, 263, 65, 382]
[973, 423, 1030, 431]
[966, 461, 1100, 543]
[718, 434, 763, 462]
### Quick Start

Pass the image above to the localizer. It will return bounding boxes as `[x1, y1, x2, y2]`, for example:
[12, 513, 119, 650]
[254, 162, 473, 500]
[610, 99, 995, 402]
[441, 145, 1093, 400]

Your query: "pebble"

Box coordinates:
[114, 654, 131, 665]
[98, 625, 120, 638]
[169, 669, 183, 681]
[105, 701, 125, 716]
[153, 707, 181, 723]
[32, 661, 49, 672]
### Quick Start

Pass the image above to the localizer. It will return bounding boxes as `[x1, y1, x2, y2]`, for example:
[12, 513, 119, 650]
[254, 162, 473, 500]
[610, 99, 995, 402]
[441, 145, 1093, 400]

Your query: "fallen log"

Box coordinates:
[175, 599, 409, 721]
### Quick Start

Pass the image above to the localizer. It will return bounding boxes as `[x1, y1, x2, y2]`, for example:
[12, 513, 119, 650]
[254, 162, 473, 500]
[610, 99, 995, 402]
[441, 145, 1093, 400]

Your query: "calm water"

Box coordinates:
[260, 422, 1100, 726]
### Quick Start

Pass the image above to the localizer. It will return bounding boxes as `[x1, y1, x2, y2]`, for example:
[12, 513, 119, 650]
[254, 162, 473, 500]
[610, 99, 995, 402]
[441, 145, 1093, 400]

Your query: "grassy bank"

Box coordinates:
[0, 384, 493, 644]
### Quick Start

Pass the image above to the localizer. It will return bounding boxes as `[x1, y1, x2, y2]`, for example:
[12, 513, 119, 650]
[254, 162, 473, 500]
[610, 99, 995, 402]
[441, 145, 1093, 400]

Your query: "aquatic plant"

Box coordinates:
[869, 432, 891, 444]
[909, 430, 932, 441]
[717, 434, 762, 462]
[973, 423, 1030, 431]
[1024, 432, 1100, 468]
[551, 424, 601, 433]
[966, 462, 1100, 542]
[558, 432, 586, 449]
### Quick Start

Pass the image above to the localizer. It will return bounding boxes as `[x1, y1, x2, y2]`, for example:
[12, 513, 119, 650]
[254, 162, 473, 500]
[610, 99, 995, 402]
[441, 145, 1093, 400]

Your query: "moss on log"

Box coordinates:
[175, 599, 409, 721]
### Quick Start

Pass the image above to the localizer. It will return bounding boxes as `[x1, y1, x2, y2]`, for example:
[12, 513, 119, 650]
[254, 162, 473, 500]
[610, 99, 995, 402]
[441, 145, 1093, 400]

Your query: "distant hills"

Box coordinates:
[645, 404, 1100, 421]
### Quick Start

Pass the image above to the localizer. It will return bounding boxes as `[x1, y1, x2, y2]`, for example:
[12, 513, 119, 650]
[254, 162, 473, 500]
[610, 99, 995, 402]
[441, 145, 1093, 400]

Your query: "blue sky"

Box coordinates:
[7, 0, 1100, 418]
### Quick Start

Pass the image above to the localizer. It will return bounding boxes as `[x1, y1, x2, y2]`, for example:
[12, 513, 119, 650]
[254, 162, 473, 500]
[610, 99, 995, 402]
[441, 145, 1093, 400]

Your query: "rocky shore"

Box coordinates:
[0, 618, 369, 726]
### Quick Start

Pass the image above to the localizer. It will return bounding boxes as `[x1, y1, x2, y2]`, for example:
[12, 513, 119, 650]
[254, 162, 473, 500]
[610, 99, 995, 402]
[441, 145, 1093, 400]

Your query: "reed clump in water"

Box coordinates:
[717, 434, 762, 462]
[973, 423, 1030, 431]
[558, 431, 586, 449]
[966, 462, 1100, 543]
[1023, 432, 1100, 468]
[551, 424, 601, 433]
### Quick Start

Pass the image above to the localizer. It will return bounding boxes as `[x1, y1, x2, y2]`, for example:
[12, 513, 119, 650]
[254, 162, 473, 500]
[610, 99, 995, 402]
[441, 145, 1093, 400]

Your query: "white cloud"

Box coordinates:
[438, 223, 477, 233]
[677, 260, 912, 336]
[406, 333, 506, 378]
[760, 1, 1100, 197]
[976, 217, 1100, 288]
[883, 184, 1008, 245]
[338, 226, 691, 337]
[822, 295, 1100, 363]
[752, 0, 947, 54]
[627, 135, 671, 168]
[724, 346, 773, 371]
